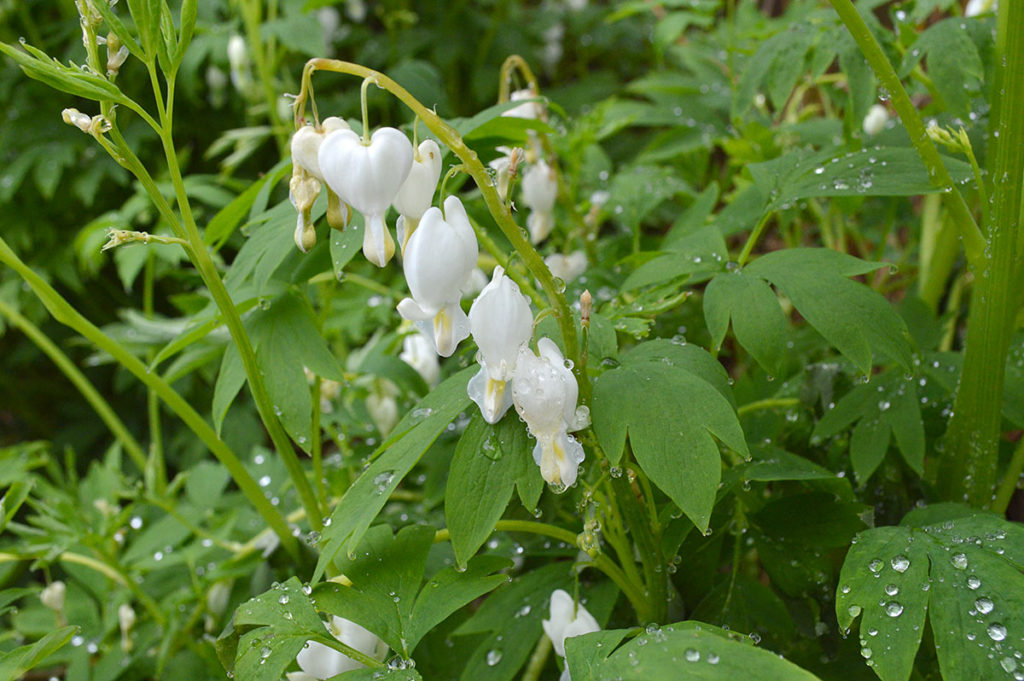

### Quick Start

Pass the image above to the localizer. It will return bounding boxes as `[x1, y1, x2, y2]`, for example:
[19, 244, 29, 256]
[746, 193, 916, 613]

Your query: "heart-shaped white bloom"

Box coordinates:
[512, 338, 587, 489]
[862, 104, 888, 137]
[468, 267, 534, 423]
[318, 126, 413, 267]
[397, 196, 478, 356]
[393, 139, 442, 220]
[296, 616, 388, 680]
[503, 88, 544, 121]
[291, 117, 350, 182]
[522, 160, 558, 243]
[542, 589, 600, 658]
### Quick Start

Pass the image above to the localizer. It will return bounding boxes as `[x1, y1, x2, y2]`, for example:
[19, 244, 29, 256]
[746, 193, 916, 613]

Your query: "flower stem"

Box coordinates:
[826, 0, 984, 267]
[0, 299, 148, 473]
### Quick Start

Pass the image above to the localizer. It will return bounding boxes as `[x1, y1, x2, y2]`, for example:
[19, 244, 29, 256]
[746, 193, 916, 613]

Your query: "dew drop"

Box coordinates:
[885, 602, 904, 618]
[987, 622, 1007, 641]
[891, 555, 910, 573]
[974, 597, 994, 614]
[951, 553, 968, 569]
[684, 648, 700, 662]
[485, 649, 503, 666]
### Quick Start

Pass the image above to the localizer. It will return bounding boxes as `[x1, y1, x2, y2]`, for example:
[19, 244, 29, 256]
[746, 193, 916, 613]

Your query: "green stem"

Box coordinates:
[521, 635, 552, 681]
[736, 212, 772, 267]
[0, 299, 148, 472]
[827, 0, 985, 267]
[940, 0, 1024, 506]
[993, 437, 1024, 516]
[737, 397, 802, 417]
[0, 236, 300, 558]
[610, 472, 666, 623]
[240, 0, 286, 152]
[297, 59, 582, 386]
[143, 252, 167, 494]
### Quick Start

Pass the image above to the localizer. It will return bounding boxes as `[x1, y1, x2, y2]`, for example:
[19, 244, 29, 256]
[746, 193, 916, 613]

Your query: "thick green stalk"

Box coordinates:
[827, 0, 985, 267]
[0, 236, 300, 558]
[940, 0, 1024, 506]
[147, 65, 324, 531]
[297, 59, 582, 381]
[0, 299, 147, 472]
[610, 473, 666, 624]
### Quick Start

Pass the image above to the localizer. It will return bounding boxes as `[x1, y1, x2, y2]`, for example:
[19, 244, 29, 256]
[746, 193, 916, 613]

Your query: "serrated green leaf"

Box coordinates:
[445, 414, 517, 568]
[746, 249, 912, 373]
[592, 358, 747, 532]
[749, 148, 973, 209]
[314, 369, 473, 582]
[704, 270, 788, 375]
[837, 507, 1024, 681]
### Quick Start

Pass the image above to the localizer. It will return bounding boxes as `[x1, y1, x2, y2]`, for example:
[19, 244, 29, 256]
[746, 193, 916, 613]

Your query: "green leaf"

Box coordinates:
[445, 414, 516, 568]
[205, 159, 290, 248]
[899, 18, 984, 117]
[212, 342, 245, 435]
[314, 369, 473, 582]
[454, 563, 575, 681]
[566, 622, 823, 680]
[0, 41, 131, 106]
[734, 25, 815, 116]
[748, 148, 974, 209]
[330, 215, 366, 277]
[837, 506, 1024, 681]
[622, 225, 727, 291]
[745, 249, 912, 374]
[606, 165, 693, 232]
[592, 355, 747, 532]
[0, 626, 76, 679]
[704, 270, 788, 376]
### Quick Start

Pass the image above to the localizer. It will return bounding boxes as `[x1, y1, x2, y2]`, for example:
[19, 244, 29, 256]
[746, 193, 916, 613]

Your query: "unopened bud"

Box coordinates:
[40, 581, 66, 613]
[118, 603, 136, 651]
[106, 32, 129, 75]
[62, 108, 92, 133]
[580, 290, 592, 328]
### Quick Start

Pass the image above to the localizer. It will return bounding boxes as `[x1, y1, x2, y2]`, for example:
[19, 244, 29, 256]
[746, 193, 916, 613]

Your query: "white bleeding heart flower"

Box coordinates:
[862, 104, 889, 136]
[393, 139, 442, 221]
[367, 379, 399, 436]
[542, 589, 600, 658]
[545, 251, 588, 284]
[289, 172, 321, 252]
[965, 0, 995, 15]
[400, 331, 441, 388]
[319, 126, 413, 267]
[291, 117, 350, 182]
[503, 88, 545, 121]
[397, 195, 478, 357]
[296, 616, 388, 680]
[521, 160, 558, 243]
[468, 267, 534, 423]
[511, 338, 588, 489]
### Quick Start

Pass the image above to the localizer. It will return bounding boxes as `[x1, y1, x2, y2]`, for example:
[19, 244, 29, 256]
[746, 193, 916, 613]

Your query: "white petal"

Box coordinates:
[397, 297, 434, 322]
[533, 430, 584, 490]
[521, 161, 557, 213]
[441, 195, 479, 263]
[403, 206, 476, 312]
[393, 139, 441, 219]
[297, 640, 348, 679]
[469, 267, 534, 381]
[291, 126, 325, 180]
[318, 127, 413, 216]
[432, 302, 470, 357]
[542, 589, 597, 657]
[468, 367, 514, 424]
[400, 332, 441, 386]
[527, 210, 554, 244]
[362, 212, 395, 267]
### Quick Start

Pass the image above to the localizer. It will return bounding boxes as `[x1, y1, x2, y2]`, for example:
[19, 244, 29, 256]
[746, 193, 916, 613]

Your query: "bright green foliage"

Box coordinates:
[837, 505, 1024, 681]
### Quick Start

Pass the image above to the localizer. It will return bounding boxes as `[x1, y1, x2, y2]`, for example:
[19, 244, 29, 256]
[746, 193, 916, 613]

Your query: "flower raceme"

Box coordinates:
[467, 267, 534, 424]
[512, 338, 588, 489]
[292, 616, 388, 680]
[397, 196, 479, 357]
[318, 126, 414, 267]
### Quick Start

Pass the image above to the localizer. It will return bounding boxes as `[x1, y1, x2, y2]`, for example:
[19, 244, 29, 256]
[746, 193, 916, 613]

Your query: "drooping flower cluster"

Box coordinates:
[286, 95, 587, 488]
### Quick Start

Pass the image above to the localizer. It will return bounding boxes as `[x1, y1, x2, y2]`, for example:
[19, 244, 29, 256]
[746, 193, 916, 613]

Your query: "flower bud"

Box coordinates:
[862, 104, 889, 136]
[397, 196, 479, 356]
[468, 267, 534, 423]
[512, 338, 586, 489]
[393, 139, 442, 223]
[318, 126, 413, 267]
[367, 380, 399, 436]
[62, 108, 93, 133]
[292, 117, 350, 182]
[290, 171, 322, 253]
[40, 581, 66, 613]
[522, 161, 558, 243]
[542, 589, 599, 658]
